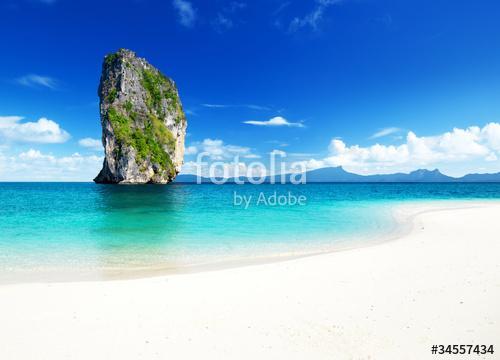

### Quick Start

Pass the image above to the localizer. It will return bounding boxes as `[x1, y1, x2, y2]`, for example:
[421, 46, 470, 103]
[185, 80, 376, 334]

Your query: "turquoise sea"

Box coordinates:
[1, 183, 500, 282]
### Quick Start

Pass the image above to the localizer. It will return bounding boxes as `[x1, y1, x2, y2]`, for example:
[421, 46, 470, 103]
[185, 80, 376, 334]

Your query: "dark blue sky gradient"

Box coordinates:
[1, 0, 500, 173]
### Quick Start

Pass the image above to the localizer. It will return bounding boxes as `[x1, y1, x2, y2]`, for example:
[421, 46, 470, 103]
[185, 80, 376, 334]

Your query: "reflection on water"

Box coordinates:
[91, 185, 188, 271]
[94, 184, 185, 249]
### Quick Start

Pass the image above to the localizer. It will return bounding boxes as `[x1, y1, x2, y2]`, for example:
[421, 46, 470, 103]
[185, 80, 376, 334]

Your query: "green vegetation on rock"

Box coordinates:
[141, 69, 166, 115]
[104, 53, 118, 67]
[107, 107, 131, 146]
[141, 68, 184, 125]
[107, 88, 117, 103]
[107, 106, 175, 175]
[124, 100, 133, 113]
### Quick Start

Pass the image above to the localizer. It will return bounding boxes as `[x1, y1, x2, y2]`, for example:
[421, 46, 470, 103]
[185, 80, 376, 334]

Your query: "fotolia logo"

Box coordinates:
[194, 151, 307, 185]
[192, 151, 308, 207]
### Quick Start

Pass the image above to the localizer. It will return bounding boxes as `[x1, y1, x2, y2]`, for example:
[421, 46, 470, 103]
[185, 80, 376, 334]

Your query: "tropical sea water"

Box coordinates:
[1, 182, 500, 282]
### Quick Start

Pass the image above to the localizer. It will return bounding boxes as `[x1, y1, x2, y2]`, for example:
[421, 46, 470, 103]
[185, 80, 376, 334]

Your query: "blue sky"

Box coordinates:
[1, 0, 500, 180]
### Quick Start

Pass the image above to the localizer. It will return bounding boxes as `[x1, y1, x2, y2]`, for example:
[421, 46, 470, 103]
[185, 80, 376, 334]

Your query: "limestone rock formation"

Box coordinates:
[94, 49, 187, 184]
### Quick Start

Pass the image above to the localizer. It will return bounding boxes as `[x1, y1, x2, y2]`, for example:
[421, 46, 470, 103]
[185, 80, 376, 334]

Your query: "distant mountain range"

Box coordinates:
[175, 167, 500, 183]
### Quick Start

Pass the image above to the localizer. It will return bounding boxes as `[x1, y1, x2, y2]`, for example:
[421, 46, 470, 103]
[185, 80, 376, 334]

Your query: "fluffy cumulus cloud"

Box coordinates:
[184, 138, 259, 160]
[172, 0, 196, 27]
[181, 146, 306, 179]
[244, 116, 304, 128]
[482, 122, 500, 151]
[300, 123, 500, 176]
[78, 137, 102, 151]
[181, 138, 264, 178]
[0, 149, 103, 181]
[0, 116, 70, 143]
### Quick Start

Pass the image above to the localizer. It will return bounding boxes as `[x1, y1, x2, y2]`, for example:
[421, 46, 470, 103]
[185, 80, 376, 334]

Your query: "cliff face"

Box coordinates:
[94, 49, 187, 184]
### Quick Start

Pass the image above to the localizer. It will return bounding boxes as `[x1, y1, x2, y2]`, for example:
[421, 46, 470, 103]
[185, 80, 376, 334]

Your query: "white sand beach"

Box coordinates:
[1, 202, 499, 360]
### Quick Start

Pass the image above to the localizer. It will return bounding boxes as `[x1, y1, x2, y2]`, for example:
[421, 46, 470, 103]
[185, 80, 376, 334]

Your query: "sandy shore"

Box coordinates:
[1, 202, 499, 360]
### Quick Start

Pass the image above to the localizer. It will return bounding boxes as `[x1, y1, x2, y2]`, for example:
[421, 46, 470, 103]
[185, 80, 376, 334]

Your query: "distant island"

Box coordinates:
[175, 167, 500, 183]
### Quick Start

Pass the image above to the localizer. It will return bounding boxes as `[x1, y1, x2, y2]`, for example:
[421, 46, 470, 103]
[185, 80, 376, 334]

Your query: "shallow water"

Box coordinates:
[1, 182, 500, 281]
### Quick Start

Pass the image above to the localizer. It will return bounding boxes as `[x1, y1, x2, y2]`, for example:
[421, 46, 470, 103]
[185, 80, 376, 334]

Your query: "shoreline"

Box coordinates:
[0, 199, 495, 285]
[1, 201, 499, 359]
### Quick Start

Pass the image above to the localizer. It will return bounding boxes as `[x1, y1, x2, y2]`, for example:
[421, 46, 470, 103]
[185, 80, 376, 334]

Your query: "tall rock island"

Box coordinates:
[94, 49, 187, 184]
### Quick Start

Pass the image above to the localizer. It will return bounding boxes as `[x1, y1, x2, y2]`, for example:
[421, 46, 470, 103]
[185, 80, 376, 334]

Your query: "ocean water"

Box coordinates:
[1, 182, 500, 281]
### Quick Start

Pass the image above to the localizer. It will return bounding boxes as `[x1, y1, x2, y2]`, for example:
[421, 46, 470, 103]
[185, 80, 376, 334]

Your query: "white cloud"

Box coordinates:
[289, 152, 318, 157]
[288, 0, 342, 33]
[244, 116, 304, 128]
[15, 74, 58, 89]
[266, 140, 289, 147]
[185, 145, 198, 155]
[201, 103, 270, 110]
[227, 1, 247, 12]
[300, 123, 500, 176]
[0, 149, 103, 181]
[181, 160, 266, 179]
[270, 149, 287, 156]
[0, 116, 70, 143]
[212, 13, 233, 31]
[370, 127, 401, 139]
[485, 152, 498, 162]
[201, 103, 228, 108]
[193, 138, 256, 160]
[172, 0, 196, 27]
[245, 104, 270, 111]
[0, 116, 23, 126]
[481, 122, 500, 151]
[180, 161, 199, 175]
[211, 2, 246, 32]
[18, 149, 46, 160]
[78, 137, 102, 151]
[180, 138, 260, 177]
